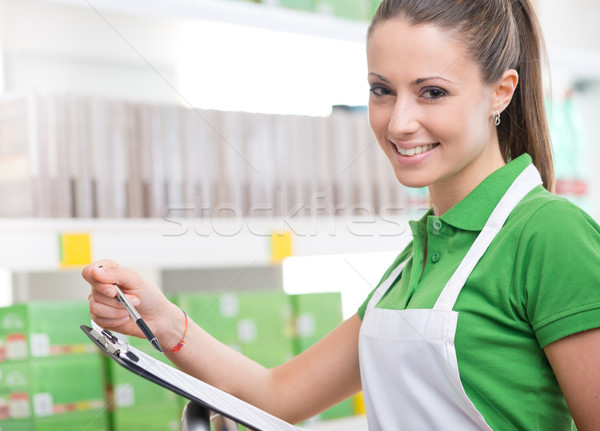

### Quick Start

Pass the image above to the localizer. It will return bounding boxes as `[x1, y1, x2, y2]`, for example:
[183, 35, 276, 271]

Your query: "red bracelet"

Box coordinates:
[167, 309, 188, 353]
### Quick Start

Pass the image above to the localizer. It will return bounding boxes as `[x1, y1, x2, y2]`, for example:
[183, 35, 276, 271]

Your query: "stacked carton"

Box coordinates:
[105, 335, 184, 431]
[289, 292, 355, 422]
[175, 289, 357, 425]
[0, 302, 108, 431]
[268, 0, 381, 21]
[175, 290, 296, 369]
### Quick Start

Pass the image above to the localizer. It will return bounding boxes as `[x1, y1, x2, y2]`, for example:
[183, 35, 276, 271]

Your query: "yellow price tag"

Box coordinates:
[270, 231, 293, 263]
[59, 233, 92, 268]
[353, 392, 366, 415]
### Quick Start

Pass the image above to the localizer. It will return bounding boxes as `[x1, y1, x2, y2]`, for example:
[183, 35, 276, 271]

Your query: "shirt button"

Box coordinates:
[433, 220, 443, 231]
[431, 252, 441, 263]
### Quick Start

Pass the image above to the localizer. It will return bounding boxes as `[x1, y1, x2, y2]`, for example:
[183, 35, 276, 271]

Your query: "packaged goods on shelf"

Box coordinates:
[0, 354, 107, 429]
[0, 92, 410, 220]
[110, 403, 180, 431]
[0, 302, 96, 362]
[290, 292, 343, 353]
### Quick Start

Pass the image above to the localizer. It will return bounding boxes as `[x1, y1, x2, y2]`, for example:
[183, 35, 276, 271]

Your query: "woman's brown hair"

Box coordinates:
[368, 0, 554, 191]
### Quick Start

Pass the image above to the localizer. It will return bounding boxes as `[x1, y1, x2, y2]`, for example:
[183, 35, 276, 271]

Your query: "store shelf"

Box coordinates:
[42, 0, 369, 42]
[0, 216, 411, 271]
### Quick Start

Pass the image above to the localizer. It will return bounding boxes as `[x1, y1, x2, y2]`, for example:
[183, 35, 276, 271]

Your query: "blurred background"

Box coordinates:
[0, 0, 598, 429]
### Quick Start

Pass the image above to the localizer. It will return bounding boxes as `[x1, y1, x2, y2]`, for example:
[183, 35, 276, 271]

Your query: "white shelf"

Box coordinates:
[44, 0, 369, 42]
[0, 216, 411, 271]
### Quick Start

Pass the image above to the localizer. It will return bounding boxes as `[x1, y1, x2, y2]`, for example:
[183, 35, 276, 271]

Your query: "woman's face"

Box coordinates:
[367, 19, 502, 201]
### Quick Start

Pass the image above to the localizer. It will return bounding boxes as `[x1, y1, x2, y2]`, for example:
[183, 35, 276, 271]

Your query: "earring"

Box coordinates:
[493, 110, 501, 127]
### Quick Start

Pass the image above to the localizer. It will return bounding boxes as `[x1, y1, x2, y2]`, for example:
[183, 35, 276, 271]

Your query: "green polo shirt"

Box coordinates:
[358, 154, 600, 430]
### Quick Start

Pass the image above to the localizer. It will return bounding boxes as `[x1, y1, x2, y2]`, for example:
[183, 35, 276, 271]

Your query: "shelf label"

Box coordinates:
[270, 231, 293, 263]
[58, 233, 92, 268]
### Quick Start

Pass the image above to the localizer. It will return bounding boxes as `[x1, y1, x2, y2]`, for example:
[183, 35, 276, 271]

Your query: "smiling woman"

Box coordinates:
[82, 1, 600, 430]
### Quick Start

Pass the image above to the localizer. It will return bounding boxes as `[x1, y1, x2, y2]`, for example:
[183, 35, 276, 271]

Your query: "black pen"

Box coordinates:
[112, 283, 163, 353]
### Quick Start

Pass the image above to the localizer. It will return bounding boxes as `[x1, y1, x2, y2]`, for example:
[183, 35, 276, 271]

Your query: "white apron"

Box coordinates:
[358, 164, 542, 430]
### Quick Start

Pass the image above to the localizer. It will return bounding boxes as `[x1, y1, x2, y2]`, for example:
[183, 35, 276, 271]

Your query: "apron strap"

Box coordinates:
[433, 164, 542, 311]
[366, 256, 411, 310]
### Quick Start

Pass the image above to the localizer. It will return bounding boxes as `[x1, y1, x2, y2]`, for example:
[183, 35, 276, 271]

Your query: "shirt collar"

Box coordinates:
[439, 153, 535, 231]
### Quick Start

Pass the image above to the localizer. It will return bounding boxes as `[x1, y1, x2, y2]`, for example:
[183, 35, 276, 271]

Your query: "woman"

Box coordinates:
[83, 0, 600, 429]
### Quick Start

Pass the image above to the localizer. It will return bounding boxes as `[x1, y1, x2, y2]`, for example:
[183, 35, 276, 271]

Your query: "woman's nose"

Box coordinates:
[387, 99, 419, 137]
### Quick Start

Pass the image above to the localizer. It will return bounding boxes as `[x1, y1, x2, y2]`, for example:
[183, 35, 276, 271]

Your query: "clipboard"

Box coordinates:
[81, 324, 306, 431]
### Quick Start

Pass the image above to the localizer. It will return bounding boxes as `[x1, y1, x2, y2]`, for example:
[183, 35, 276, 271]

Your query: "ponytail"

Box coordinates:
[498, 0, 554, 191]
[368, 0, 555, 191]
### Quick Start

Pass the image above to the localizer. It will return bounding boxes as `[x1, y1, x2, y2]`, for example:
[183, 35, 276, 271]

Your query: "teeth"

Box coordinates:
[395, 143, 436, 156]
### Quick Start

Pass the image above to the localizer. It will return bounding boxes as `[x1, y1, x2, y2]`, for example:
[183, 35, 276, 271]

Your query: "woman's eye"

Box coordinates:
[369, 86, 392, 98]
[421, 87, 447, 100]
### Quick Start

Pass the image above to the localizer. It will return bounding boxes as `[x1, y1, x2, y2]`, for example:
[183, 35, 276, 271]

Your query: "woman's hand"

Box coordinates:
[82, 259, 179, 341]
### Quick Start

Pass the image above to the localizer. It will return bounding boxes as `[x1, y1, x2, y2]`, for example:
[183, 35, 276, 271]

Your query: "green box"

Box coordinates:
[278, 0, 315, 12]
[0, 302, 95, 362]
[369, 0, 382, 17]
[236, 290, 294, 344]
[320, 398, 354, 421]
[0, 419, 34, 431]
[111, 403, 181, 431]
[0, 361, 30, 392]
[314, 0, 370, 20]
[242, 341, 294, 369]
[291, 293, 343, 354]
[174, 292, 239, 343]
[0, 361, 32, 420]
[33, 410, 108, 431]
[29, 354, 106, 417]
[106, 357, 181, 408]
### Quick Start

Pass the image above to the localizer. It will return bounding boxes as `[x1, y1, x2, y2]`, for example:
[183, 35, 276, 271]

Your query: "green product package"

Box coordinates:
[242, 341, 295, 369]
[290, 292, 343, 353]
[0, 302, 95, 362]
[0, 419, 34, 431]
[174, 292, 239, 343]
[319, 398, 354, 421]
[111, 403, 181, 431]
[106, 357, 181, 408]
[236, 290, 294, 344]
[29, 354, 106, 418]
[0, 361, 32, 420]
[33, 410, 108, 431]
[314, 0, 371, 20]
[278, 0, 315, 12]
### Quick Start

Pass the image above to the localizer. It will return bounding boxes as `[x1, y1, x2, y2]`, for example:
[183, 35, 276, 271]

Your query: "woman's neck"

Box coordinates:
[429, 144, 506, 216]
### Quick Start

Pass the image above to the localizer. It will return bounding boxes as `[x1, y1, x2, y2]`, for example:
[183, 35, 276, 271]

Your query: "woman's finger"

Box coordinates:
[82, 259, 119, 283]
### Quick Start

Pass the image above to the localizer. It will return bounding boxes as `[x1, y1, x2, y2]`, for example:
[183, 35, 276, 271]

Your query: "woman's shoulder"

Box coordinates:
[514, 187, 600, 246]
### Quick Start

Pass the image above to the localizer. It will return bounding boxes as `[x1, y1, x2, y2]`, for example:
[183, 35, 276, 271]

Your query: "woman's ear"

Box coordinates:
[493, 69, 519, 113]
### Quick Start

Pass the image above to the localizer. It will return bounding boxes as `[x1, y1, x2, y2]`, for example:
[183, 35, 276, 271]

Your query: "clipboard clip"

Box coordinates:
[89, 327, 125, 355]
[84, 325, 140, 362]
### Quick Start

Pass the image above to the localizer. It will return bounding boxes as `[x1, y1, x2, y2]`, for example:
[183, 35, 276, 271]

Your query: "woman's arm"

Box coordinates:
[544, 327, 600, 431]
[83, 260, 362, 424]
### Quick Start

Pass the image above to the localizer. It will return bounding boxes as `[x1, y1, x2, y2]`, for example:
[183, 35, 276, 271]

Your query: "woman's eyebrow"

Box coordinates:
[411, 76, 454, 85]
[368, 72, 390, 83]
[369, 73, 456, 86]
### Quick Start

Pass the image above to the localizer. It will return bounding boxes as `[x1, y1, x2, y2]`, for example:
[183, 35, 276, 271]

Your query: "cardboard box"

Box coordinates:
[0, 302, 95, 362]
[242, 341, 294, 369]
[174, 292, 239, 343]
[314, 0, 370, 20]
[0, 419, 34, 431]
[237, 290, 294, 344]
[33, 410, 108, 431]
[290, 293, 342, 354]
[111, 403, 181, 431]
[28, 355, 106, 418]
[278, 0, 315, 12]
